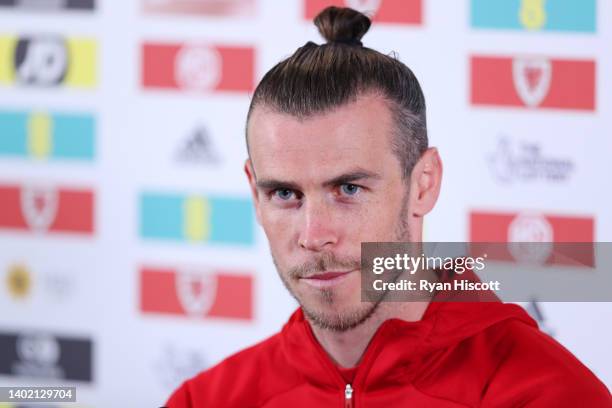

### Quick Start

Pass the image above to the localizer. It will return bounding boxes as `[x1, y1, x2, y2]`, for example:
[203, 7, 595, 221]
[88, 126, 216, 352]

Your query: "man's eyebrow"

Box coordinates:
[255, 170, 381, 191]
[255, 179, 300, 191]
[322, 170, 381, 187]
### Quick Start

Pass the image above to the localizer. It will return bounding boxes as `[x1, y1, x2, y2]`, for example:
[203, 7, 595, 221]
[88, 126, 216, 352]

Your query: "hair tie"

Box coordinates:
[331, 38, 363, 47]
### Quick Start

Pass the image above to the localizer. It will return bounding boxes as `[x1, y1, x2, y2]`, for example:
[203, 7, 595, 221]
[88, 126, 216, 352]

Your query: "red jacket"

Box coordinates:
[166, 301, 611, 407]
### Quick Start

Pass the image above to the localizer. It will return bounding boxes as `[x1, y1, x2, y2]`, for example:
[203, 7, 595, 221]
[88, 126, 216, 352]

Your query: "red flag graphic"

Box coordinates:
[142, 42, 254, 92]
[304, 0, 422, 24]
[0, 184, 94, 235]
[471, 56, 595, 111]
[140, 267, 253, 320]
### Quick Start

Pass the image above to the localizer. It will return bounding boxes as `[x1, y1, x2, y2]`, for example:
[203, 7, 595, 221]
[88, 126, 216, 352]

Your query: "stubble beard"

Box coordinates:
[273, 195, 411, 333]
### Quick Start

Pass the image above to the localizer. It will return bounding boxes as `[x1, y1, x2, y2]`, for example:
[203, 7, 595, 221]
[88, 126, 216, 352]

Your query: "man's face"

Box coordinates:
[246, 94, 411, 331]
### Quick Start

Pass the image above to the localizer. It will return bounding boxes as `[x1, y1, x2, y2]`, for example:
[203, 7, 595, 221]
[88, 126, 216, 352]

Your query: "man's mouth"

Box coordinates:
[299, 270, 357, 288]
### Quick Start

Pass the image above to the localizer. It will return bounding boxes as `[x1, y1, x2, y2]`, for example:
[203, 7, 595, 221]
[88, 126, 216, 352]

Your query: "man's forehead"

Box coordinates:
[251, 147, 378, 186]
[247, 94, 394, 153]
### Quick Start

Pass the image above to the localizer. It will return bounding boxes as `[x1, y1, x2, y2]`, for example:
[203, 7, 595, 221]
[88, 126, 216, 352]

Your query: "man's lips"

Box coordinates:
[305, 271, 350, 280]
[299, 270, 357, 288]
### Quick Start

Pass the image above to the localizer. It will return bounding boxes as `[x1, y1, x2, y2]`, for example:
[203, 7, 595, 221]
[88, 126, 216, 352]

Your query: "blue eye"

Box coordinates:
[340, 184, 360, 196]
[275, 189, 294, 200]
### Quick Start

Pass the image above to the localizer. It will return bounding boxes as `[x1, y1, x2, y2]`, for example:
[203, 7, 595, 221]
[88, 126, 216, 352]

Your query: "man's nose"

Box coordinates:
[298, 198, 338, 252]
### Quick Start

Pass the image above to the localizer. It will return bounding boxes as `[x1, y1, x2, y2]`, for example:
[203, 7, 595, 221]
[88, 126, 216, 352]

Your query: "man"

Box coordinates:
[166, 6, 611, 407]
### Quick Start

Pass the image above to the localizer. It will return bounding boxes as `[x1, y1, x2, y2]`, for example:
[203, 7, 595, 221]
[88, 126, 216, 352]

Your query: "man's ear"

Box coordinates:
[408, 147, 443, 217]
[244, 159, 262, 225]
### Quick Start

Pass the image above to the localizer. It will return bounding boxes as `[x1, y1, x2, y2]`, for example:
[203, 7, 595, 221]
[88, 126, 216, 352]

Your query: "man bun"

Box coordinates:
[314, 6, 371, 46]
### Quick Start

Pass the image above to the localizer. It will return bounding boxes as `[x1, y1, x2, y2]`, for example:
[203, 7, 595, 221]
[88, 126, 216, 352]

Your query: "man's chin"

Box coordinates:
[300, 301, 379, 332]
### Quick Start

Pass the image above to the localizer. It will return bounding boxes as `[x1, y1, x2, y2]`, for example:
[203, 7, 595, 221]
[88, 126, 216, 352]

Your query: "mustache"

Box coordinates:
[287, 252, 361, 279]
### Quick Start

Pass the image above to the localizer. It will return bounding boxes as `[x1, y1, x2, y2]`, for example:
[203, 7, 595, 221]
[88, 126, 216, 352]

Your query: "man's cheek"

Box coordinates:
[261, 214, 295, 249]
[260, 208, 287, 232]
[350, 203, 382, 228]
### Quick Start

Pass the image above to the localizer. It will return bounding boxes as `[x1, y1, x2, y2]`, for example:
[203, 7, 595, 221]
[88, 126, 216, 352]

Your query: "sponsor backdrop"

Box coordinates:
[0, 0, 610, 406]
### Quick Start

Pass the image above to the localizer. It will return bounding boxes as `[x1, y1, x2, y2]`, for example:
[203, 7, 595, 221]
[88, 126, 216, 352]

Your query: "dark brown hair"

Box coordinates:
[247, 6, 428, 178]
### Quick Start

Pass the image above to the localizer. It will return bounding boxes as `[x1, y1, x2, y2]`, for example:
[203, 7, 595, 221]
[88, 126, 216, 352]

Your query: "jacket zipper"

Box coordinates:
[302, 319, 394, 407]
[344, 383, 353, 408]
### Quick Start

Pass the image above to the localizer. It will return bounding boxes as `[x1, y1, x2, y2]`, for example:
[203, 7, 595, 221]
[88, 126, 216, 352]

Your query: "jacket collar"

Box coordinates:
[280, 272, 536, 390]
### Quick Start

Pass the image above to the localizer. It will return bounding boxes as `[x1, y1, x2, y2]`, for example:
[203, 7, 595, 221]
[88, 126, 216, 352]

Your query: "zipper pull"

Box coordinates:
[344, 384, 353, 408]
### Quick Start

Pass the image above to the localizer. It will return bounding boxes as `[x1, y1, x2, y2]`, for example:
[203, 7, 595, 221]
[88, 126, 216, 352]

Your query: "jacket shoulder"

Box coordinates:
[415, 316, 610, 407]
[164, 331, 299, 408]
[481, 319, 611, 406]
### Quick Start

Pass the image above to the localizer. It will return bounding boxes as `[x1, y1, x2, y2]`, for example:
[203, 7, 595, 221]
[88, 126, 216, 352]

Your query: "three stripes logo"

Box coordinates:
[0, 35, 97, 88]
[142, 42, 254, 93]
[0, 111, 95, 161]
[470, 55, 595, 111]
[470, 0, 596, 33]
[0, 184, 94, 235]
[140, 192, 254, 245]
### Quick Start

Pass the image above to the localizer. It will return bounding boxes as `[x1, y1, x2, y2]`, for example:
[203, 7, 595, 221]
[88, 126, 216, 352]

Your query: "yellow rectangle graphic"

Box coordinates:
[0, 35, 96, 87]
[0, 36, 16, 83]
[65, 38, 97, 87]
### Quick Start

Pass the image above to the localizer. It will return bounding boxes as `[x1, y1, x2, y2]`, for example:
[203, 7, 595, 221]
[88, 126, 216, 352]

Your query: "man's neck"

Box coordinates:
[308, 301, 430, 368]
